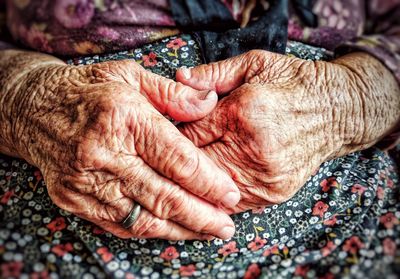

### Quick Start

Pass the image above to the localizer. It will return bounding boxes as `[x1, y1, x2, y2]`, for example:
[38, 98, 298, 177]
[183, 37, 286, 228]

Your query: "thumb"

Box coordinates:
[176, 51, 257, 94]
[139, 70, 218, 122]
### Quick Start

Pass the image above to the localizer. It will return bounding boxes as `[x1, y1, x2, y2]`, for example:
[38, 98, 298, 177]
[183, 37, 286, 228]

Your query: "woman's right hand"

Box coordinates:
[0, 51, 240, 240]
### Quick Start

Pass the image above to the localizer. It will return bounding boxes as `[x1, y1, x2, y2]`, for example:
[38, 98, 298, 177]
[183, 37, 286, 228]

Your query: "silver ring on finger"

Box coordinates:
[121, 203, 141, 229]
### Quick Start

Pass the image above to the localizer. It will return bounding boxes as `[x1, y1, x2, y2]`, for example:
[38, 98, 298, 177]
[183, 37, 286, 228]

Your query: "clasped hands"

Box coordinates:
[13, 49, 392, 240]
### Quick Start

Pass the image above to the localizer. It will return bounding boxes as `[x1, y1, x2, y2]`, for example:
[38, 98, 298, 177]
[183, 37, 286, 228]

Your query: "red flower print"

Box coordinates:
[262, 244, 279, 256]
[351, 184, 367, 195]
[343, 236, 364, 254]
[97, 247, 113, 263]
[47, 217, 67, 233]
[0, 190, 14, 204]
[93, 226, 105, 235]
[320, 273, 335, 279]
[387, 179, 394, 188]
[312, 201, 329, 218]
[166, 38, 187, 50]
[179, 264, 196, 276]
[244, 263, 261, 279]
[34, 170, 43, 181]
[323, 215, 337, 226]
[320, 177, 338, 192]
[142, 52, 157, 67]
[125, 273, 135, 279]
[380, 212, 399, 229]
[218, 241, 239, 257]
[377, 187, 385, 200]
[282, 246, 289, 256]
[160, 246, 179, 261]
[321, 241, 336, 257]
[1, 261, 23, 278]
[295, 265, 309, 277]
[31, 270, 49, 279]
[247, 236, 267, 251]
[383, 238, 397, 256]
[51, 243, 73, 257]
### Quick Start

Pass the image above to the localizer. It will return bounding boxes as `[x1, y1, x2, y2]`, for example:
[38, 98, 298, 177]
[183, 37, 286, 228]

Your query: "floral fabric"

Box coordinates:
[0, 35, 399, 279]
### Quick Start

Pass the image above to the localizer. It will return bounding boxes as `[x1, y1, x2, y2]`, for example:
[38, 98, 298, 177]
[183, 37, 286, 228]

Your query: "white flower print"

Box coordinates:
[309, 216, 319, 224]
[193, 241, 203, 249]
[246, 233, 255, 241]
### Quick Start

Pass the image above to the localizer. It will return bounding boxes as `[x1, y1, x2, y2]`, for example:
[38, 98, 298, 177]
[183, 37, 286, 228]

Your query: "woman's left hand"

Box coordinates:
[176, 50, 400, 212]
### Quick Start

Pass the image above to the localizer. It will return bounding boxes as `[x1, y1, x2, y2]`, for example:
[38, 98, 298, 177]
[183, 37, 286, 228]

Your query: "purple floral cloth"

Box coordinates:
[0, 0, 399, 84]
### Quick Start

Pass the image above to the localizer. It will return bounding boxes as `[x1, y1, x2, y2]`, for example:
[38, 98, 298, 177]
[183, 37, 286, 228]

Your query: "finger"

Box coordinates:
[74, 130, 239, 211]
[62, 148, 236, 239]
[139, 69, 218, 122]
[117, 156, 236, 239]
[98, 210, 215, 241]
[48, 182, 212, 240]
[89, 59, 218, 122]
[178, 96, 230, 146]
[135, 113, 241, 209]
[175, 52, 255, 94]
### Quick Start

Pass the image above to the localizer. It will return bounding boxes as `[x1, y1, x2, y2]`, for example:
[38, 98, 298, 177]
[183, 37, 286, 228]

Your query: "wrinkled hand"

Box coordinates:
[177, 50, 380, 212]
[12, 58, 241, 239]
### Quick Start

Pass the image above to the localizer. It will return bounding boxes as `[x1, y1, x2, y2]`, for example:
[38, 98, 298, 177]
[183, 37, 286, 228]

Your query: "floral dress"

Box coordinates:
[0, 34, 399, 278]
[0, 1, 400, 278]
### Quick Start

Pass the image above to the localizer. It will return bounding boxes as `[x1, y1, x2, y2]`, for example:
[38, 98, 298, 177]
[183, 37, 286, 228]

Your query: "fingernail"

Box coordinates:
[180, 66, 191, 79]
[222, 191, 241, 208]
[220, 226, 235, 239]
[199, 90, 217, 101]
[206, 90, 217, 101]
[202, 235, 216, 241]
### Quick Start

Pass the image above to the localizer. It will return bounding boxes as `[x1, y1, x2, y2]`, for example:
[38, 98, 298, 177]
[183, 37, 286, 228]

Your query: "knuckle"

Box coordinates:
[94, 179, 125, 204]
[175, 148, 200, 182]
[102, 198, 131, 223]
[154, 186, 187, 219]
[89, 60, 138, 82]
[212, 62, 222, 80]
[160, 78, 176, 102]
[247, 49, 265, 58]
[73, 137, 101, 171]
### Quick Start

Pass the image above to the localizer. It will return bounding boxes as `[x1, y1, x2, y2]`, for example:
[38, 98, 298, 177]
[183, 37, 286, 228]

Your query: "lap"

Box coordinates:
[0, 35, 399, 278]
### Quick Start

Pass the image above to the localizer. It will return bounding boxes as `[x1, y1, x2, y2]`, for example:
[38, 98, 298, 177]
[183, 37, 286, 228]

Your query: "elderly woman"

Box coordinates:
[0, 0, 399, 278]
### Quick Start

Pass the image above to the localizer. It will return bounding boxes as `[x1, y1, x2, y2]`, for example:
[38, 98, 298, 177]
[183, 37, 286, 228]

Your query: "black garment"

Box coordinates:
[293, 0, 318, 28]
[169, 0, 317, 63]
[169, 0, 289, 62]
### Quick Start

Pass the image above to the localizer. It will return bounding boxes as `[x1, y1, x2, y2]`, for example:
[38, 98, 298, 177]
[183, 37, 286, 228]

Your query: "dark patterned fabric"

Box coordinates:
[169, 0, 288, 62]
[0, 35, 399, 278]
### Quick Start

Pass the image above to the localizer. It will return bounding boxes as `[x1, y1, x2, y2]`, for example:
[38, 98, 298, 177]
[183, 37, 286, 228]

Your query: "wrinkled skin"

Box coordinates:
[0, 51, 242, 240]
[177, 50, 400, 212]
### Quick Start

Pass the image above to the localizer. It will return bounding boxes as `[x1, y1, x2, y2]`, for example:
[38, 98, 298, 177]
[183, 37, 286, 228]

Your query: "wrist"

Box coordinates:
[0, 50, 68, 163]
[329, 52, 400, 156]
